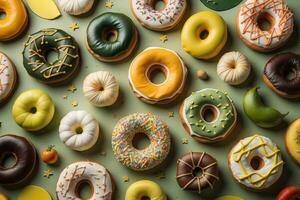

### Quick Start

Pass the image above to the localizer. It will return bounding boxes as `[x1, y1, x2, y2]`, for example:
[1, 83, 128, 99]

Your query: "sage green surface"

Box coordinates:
[0, 0, 299, 199]
[200, 0, 243, 11]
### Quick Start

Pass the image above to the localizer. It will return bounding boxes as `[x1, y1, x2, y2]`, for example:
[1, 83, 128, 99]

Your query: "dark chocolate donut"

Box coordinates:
[0, 135, 37, 187]
[264, 53, 300, 97]
[176, 152, 219, 193]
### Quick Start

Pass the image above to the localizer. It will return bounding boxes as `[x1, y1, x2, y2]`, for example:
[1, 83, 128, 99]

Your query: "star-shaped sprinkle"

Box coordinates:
[160, 34, 168, 43]
[69, 22, 79, 31]
[168, 112, 174, 118]
[68, 84, 77, 93]
[182, 138, 188, 144]
[62, 95, 68, 100]
[43, 169, 54, 178]
[100, 151, 106, 156]
[105, 0, 114, 8]
[71, 101, 78, 107]
[122, 176, 129, 182]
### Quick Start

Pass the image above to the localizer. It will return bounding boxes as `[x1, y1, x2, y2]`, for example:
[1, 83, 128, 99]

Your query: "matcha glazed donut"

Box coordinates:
[86, 12, 138, 62]
[22, 28, 80, 85]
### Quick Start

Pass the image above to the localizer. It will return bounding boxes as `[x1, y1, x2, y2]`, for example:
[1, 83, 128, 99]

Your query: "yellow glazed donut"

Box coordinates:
[285, 118, 300, 165]
[125, 180, 167, 200]
[0, 0, 28, 41]
[129, 47, 187, 104]
[181, 11, 227, 60]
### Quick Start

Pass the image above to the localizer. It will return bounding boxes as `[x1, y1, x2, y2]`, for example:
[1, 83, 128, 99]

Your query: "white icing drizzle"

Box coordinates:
[57, 0, 95, 15]
[0, 52, 15, 102]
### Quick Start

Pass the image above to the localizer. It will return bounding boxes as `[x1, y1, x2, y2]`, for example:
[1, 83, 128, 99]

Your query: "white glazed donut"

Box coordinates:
[56, 161, 113, 200]
[131, 0, 187, 31]
[0, 52, 17, 104]
[228, 135, 284, 190]
[57, 0, 95, 15]
[59, 110, 99, 151]
[237, 0, 294, 51]
[217, 51, 251, 85]
[83, 71, 119, 107]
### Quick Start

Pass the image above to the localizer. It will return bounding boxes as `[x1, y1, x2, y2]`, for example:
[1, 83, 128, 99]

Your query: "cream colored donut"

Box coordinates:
[217, 51, 251, 85]
[57, 0, 95, 15]
[83, 71, 119, 107]
[56, 161, 113, 200]
[59, 110, 99, 151]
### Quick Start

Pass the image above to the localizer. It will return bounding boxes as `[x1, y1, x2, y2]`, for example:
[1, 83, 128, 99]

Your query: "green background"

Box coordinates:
[0, 0, 300, 199]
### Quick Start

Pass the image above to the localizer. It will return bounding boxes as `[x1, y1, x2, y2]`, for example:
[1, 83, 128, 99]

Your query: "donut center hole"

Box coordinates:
[95, 85, 104, 92]
[192, 167, 203, 177]
[132, 132, 150, 150]
[75, 127, 83, 134]
[45, 49, 59, 65]
[283, 66, 297, 81]
[102, 28, 118, 42]
[0, 10, 6, 20]
[0, 153, 17, 169]
[30, 107, 37, 114]
[201, 105, 218, 123]
[257, 12, 274, 31]
[250, 156, 264, 170]
[141, 197, 151, 200]
[199, 30, 209, 40]
[153, 0, 166, 11]
[76, 181, 93, 200]
[148, 64, 167, 85]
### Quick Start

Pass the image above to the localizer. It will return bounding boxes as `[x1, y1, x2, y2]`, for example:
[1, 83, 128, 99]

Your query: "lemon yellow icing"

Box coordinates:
[17, 185, 52, 200]
[285, 118, 300, 165]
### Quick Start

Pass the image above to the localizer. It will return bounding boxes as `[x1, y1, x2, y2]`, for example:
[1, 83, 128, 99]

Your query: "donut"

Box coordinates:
[217, 51, 251, 85]
[0, 52, 17, 104]
[12, 89, 55, 131]
[57, 0, 95, 15]
[22, 28, 80, 85]
[0, 0, 28, 41]
[228, 135, 284, 191]
[0, 135, 37, 187]
[59, 110, 100, 151]
[18, 185, 52, 200]
[179, 89, 237, 143]
[130, 0, 187, 31]
[125, 180, 167, 200]
[56, 161, 114, 200]
[176, 152, 219, 194]
[112, 113, 171, 171]
[236, 0, 294, 52]
[86, 12, 138, 62]
[263, 53, 300, 98]
[83, 71, 119, 107]
[285, 118, 300, 165]
[129, 47, 187, 104]
[181, 11, 227, 60]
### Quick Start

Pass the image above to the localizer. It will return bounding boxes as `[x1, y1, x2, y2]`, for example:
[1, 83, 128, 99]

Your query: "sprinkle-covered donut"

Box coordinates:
[59, 110, 100, 151]
[228, 135, 284, 191]
[23, 28, 80, 85]
[237, 0, 294, 52]
[112, 113, 171, 171]
[179, 88, 237, 143]
[56, 161, 114, 200]
[57, 0, 95, 15]
[130, 0, 187, 31]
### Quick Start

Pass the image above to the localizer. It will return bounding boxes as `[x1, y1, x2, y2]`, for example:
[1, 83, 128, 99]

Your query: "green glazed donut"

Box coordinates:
[86, 12, 138, 62]
[22, 28, 80, 85]
[180, 88, 237, 143]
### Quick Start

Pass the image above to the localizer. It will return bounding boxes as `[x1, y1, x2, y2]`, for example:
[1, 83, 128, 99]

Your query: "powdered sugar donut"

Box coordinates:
[57, 0, 95, 15]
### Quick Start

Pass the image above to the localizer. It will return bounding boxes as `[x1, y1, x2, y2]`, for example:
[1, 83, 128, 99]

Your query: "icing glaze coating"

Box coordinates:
[18, 185, 52, 200]
[285, 118, 300, 165]
[57, 0, 95, 15]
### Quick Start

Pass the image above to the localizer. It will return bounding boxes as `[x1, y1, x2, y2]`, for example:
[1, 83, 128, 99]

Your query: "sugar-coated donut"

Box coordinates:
[179, 89, 237, 143]
[57, 0, 95, 15]
[181, 11, 227, 59]
[217, 51, 251, 85]
[112, 113, 171, 171]
[129, 47, 187, 104]
[228, 135, 284, 191]
[56, 161, 114, 200]
[237, 0, 294, 52]
[125, 180, 167, 200]
[83, 71, 119, 107]
[12, 89, 55, 131]
[59, 110, 100, 151]
[130, 0, 187, 31]
[18, 185, 52, 200]
[285, 118, 300, 165]
[0, 52, 17, 104]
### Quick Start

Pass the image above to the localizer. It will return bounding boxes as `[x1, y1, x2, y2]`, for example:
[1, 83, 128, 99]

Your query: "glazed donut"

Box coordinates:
[237, 0, 294, 52]
[228, 135, 284, 191]
[0, 135, 37, 187]
[125, 180, 167, 200]
[181, 11, 227, 60]
[179, 88, 237, 143]
[59, 110, 100, 151]
[129, 47, 187, 104]
[22, 28, 80, 85]
[130, 0, 187, 31]
[86, 12, 138, 62]
[0, 0, 28, 41]
[217, 51, 251, 85]
[12, 89, 55, 131]
[0, 52, 17, 104]
[285, 118, 300, 165]
[57, 0, 95, 15]
[83, 71, 119, 107]
[176, 152, 219, 193]
[18, 185, 52, 200]
[112, 113, 171, 171]
[56, 161, 114, 200]
[263, 53, 300, 98]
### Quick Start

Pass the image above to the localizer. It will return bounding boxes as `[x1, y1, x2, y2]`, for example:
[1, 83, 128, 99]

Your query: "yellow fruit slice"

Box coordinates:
[18, 185, 52, 200]
[25, 0, 61, 20]
[215, 195, 244, 200]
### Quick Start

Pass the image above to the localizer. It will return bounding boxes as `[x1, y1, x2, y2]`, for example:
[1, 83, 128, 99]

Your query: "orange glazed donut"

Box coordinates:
[0, 0, 28, 41]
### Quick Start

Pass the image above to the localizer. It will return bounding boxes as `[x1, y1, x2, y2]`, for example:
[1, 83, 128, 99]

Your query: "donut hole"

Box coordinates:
[141, 197, 151, 200]
[45, 49, 59, 65]
[0, 152, 17, 169]
[201, 105, 218, 123]
[75, 180, 93, 199]
[152, 0, 166, 11]
[257, 12, 274, 31]
[0, 10, 6, 20]
[281, 65, 297, 81]
[250, 156, 264, 170]
[147, 64, 167, 85]
[199, 30, 209, 40]
[29, 107, 37, 114]
[132, 132, 151, 150]
[192, 167, 203, 177]
[75, 127, 83, 134]
[102, 28, 118, 42]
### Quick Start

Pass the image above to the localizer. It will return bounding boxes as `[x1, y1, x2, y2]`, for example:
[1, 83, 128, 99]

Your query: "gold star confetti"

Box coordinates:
[182, 138, 188, 144]
[68, 84, 77, 93]
[62, 95, 68, 100]
[160, 34, 168, 43]
[71, 101, 78, 107]
[105, 0, 114, 8]
[122, 176, 129, 182]
[43, 169, 54, 178]
[69, 22, 79, 31]
[168, 112, 174, 118]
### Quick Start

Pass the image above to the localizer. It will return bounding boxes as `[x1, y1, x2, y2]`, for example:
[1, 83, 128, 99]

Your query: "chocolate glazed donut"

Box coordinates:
[263, 53, 300, 98]
[0, 135, 37, 187]
[176, 152, 219, 194]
